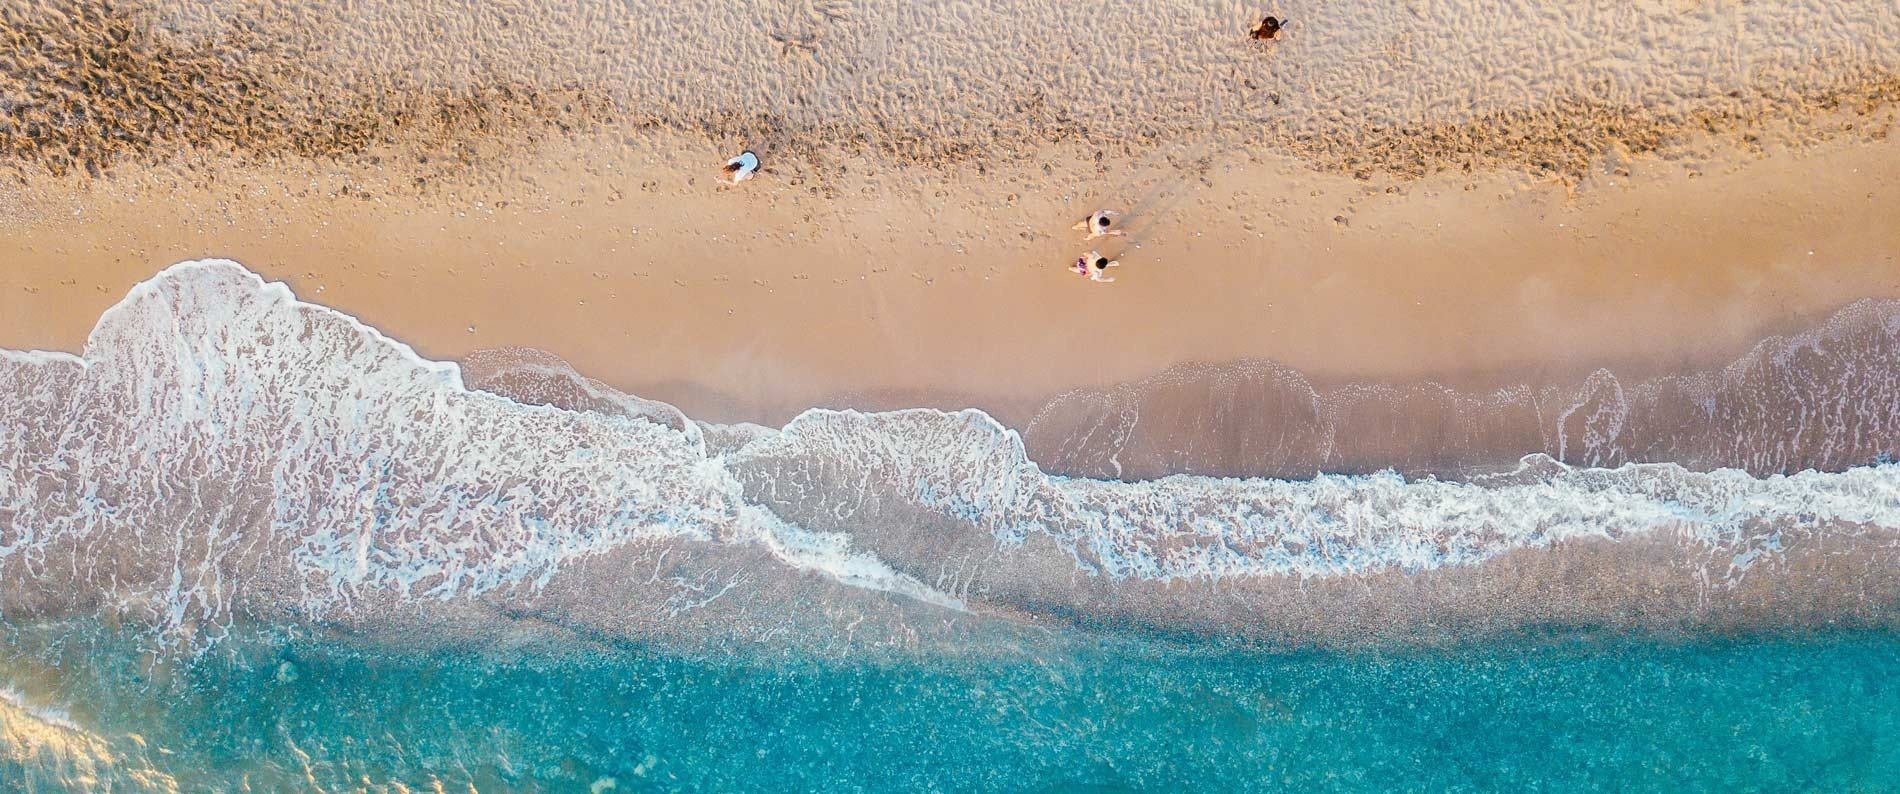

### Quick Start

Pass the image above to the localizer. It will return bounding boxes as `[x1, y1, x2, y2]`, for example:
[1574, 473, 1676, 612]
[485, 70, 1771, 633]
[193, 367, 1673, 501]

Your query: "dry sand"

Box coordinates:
[3, 0, 1899, 437]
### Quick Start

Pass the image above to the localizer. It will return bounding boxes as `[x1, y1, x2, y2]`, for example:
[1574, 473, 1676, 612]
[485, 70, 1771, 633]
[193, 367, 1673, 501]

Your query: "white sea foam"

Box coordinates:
[2, 260, 1896, 643]
[725, 407, 1900, 584]
[0, 688, 80, 733]
[0, 260, 955, 638]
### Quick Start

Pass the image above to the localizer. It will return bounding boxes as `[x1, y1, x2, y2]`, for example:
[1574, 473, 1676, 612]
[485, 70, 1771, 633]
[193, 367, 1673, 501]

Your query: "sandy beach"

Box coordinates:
[5, 129, 1898, 473]
[6, 3, 1900, 787]
[4, 0, 1899, 434]
[0, 115, 1895, 428]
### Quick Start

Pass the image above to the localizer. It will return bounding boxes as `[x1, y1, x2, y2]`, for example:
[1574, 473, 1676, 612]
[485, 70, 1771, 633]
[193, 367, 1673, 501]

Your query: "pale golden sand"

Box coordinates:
[5, 129, 1898, 424]
[3, 0, 1899, 434]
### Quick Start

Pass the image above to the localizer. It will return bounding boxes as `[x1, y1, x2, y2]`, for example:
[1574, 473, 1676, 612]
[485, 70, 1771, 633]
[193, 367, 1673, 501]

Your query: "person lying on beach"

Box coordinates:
[1073, 210, 1124, 240]
[723, 151, 760, 184]
[1071, 252, 1120, 282]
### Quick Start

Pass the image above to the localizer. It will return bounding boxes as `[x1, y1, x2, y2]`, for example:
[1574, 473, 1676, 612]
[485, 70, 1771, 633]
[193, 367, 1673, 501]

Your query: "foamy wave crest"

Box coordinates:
[724, 409, 1899, 583]
[0, 260, 955, 644]
[3, 260, 1898, 647]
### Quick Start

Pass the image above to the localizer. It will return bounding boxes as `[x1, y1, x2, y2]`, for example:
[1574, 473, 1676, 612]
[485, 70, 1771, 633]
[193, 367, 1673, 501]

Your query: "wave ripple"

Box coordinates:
[4, 260, 1898, 648]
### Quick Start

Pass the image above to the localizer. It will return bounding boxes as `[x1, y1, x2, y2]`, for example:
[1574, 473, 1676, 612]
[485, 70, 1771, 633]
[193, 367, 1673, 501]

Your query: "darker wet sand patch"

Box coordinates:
[1024, 298, 1900, 481]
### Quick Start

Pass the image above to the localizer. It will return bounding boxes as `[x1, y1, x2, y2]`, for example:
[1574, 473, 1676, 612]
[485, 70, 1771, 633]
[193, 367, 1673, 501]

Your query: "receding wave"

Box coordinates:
[1026, 301, 1900, 481]
[0, 681, 176, 792]
[3, 260, 1898, 651]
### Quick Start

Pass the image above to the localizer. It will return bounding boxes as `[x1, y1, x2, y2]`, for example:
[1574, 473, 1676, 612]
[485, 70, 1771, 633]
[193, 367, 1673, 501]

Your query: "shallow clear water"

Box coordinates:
[3, 624, 1896, 791]
[4, 261, 1898, 790]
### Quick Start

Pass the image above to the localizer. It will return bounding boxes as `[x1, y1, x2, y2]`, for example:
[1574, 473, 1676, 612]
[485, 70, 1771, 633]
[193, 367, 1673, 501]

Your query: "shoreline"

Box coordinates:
[6, 258, 1899, 652]
[6, 0, 1900, 787]
[4, 126, 1898, 429]
[4, 0, 1899, 483]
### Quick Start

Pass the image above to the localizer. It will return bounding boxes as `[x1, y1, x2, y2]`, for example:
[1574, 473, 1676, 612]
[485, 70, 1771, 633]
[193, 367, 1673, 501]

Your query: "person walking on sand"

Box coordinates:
[1074, 210, 1124, 240]
[1071, 251, 1119, 283]
[723, 150, 760, 184]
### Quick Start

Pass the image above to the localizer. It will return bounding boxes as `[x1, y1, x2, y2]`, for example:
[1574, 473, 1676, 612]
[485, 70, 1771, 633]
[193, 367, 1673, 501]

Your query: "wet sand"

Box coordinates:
[7, 4, 1900, 787]
[4, 0, 1900, 436]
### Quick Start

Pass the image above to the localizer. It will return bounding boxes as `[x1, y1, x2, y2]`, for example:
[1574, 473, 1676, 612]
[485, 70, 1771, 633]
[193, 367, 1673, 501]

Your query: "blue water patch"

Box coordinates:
[3, 624, 1895, 791]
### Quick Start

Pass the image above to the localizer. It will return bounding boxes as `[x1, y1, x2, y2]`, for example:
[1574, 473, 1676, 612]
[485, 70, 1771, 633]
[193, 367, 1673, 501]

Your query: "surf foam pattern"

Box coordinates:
[0, 261, 949, 638]
[726, 409, 1899, 582]
[2, 261, 1897, 640]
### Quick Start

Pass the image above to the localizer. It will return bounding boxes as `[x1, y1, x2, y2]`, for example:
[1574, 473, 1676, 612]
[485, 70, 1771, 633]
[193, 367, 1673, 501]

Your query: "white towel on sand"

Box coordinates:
[725, 151, 760, 183]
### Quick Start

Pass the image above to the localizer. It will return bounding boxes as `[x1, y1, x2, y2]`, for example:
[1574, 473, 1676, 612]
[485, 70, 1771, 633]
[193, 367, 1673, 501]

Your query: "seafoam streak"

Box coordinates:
[2, 260, 1896, 646]
[0, 260, 959, 642]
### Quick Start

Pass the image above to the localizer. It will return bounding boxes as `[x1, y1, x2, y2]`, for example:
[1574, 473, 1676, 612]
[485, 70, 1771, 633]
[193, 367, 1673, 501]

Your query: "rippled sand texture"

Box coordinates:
[3, 0, 1897, 182]
[0, 687, 175, 792]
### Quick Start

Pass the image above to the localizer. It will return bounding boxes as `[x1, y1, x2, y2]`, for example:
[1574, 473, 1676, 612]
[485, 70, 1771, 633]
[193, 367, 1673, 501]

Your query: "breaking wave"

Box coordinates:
[3, 260, 1898, 650]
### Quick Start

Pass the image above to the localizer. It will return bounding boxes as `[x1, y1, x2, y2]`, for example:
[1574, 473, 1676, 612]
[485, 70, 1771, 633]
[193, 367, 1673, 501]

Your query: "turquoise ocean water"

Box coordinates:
[3, 261, 1899, 790]
[2, 622, 1897, 791]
